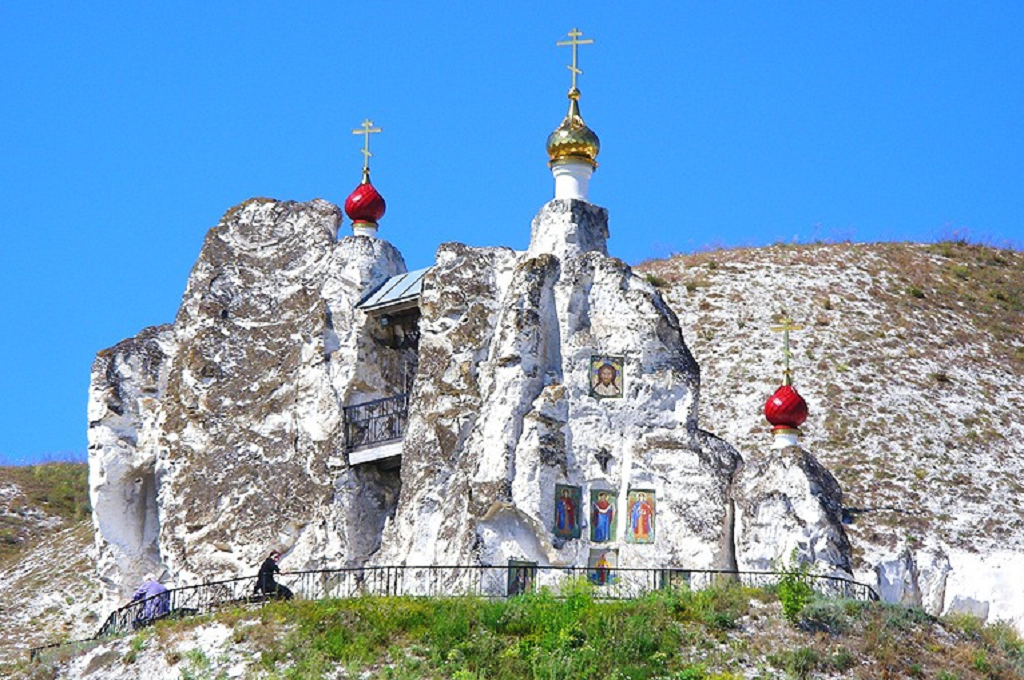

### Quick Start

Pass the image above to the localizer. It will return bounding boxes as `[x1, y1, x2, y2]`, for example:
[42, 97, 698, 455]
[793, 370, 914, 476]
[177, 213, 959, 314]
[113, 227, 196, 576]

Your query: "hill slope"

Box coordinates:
[638, 240, 1024, 622]
[0, 464, 103, 668]
[4, 241, 1024, 676]
[19, 587, 1024, 679]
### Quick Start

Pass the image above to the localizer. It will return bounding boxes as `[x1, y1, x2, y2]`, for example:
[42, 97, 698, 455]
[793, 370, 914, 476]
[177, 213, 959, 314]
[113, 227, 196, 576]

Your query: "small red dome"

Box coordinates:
[344, 179, 386, 225]
[764, 384, 808, 430]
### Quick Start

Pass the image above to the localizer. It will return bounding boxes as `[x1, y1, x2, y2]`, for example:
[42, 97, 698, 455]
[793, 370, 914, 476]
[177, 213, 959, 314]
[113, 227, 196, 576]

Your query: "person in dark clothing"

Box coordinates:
[254, 550, 293, 600]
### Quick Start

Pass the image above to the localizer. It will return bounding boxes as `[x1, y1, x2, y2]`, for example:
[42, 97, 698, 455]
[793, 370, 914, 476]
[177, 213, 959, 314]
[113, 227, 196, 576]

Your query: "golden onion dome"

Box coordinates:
[546, 88, 600, 167]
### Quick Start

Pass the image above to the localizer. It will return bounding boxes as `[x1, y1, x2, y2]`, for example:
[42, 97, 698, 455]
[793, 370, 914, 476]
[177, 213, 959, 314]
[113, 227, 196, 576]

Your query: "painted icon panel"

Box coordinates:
[507, 560, 537, 596]
[590, 355, 624, 399]
[625, 489, 656, 544]
[553, 484, 582, 539]
[590, 489, 617, 543]
[588, 548, 618, 586]
[658, 569, 691, 591]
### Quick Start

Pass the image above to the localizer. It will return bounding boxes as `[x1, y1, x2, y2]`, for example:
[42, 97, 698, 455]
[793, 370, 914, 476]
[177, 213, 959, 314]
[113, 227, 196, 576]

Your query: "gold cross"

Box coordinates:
[352, 118, 382, 173]
[770, 316, 804, 385]
[556, 27, 594, 92]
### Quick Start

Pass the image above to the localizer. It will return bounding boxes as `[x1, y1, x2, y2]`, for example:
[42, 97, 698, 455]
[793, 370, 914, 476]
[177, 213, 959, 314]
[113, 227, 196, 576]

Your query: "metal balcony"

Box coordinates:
[343, 394, 409, 465]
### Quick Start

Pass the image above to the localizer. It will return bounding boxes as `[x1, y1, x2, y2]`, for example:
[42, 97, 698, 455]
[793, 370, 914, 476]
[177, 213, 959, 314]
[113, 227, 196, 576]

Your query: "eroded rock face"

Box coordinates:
[157, 199, 345, 582]
[89, 199, 407, 588]
[88, 325, 175, 592]
[732, 444, 852, 575]
[90, 195, 853, 598]
[375, 200, 746, 577]
[527, 199, 609, 260]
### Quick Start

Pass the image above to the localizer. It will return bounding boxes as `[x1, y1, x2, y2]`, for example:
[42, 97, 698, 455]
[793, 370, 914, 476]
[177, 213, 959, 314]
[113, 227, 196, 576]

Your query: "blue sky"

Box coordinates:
[1, 2, 1021, 465]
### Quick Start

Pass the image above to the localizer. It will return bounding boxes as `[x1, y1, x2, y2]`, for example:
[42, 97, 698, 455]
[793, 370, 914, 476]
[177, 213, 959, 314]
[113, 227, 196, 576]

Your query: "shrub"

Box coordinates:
[830, 646, 856, 671]
[775, 558, 814, 624]
[645, 273, 670, 288]
[768, 647, 821, 679]
[800, 598, 862, 634]
[669, 665, 707, 679]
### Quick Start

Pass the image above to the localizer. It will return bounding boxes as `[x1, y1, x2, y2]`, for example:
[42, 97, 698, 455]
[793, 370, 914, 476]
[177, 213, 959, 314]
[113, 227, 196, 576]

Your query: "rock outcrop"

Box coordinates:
[638, 241, 1024, 632]
[733, 444, 852, 573]
[88, 195, 853, 601]
[373, 199, 754, 578]
[88, 324, 175, 589]
[88, 198, 407, 592]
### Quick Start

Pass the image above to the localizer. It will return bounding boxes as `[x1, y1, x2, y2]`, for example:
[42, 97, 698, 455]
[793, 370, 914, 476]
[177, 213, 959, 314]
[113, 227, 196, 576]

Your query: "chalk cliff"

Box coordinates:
[376, 200, 750, 577]
[88, 198, 408, 591]
[88, 197, 852, 601]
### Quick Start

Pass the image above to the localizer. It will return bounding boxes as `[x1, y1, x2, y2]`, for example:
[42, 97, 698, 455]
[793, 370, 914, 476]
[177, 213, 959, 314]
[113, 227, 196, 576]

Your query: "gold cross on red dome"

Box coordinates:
[557, 28, 594, 92]
[770, 316, 804, 386]
[352, 119, 382, 174]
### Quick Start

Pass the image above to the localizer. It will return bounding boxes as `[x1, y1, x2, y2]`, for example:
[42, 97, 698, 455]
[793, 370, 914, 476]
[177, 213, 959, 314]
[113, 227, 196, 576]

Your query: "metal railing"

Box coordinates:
[343, 394, 409, 451]
[30, 564, 877, 660]
[62, 565, 875, 644]
[93, 574, 264, 639]
[282, 565, 879, 603]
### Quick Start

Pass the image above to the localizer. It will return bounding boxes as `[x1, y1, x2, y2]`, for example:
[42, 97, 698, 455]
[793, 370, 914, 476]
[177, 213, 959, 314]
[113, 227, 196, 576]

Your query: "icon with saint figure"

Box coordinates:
[590, 489, 617, 543]
[590, 355, 624, 399]
[507, 560, 537, 596]
[553, 484, 582, 539]
[588, 548, 618, 586]
[625, 489, 655, 544]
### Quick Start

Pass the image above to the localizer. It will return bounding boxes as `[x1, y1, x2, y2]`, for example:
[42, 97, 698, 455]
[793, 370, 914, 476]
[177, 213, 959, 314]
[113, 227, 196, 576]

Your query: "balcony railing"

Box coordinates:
[344, 394, 409, 451]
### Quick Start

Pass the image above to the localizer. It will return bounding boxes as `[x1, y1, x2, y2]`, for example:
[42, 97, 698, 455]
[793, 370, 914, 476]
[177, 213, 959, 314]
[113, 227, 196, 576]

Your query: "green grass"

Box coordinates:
[18, 581, 1024, 680]
[216, 587, 1024, 680]
[0, 463, 90, 562]
[206, 580, 759, 680]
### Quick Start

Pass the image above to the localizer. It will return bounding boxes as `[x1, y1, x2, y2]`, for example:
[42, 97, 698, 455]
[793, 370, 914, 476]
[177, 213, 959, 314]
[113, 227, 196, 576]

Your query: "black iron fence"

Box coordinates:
[282, 565, 879, 603]
[35, 564, 877, 656]
[343, 394, 409, 451]
[30, 564, 877, 660]
[93, 574, 263, 639]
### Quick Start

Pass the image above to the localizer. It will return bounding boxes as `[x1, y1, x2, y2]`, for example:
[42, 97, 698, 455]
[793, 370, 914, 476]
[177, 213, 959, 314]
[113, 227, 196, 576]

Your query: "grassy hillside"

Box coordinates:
[0, 463, 91, 564]
[0, 463, 100, 669]
[637, 241, 1024, 567]
[19, 582, 1024, 679]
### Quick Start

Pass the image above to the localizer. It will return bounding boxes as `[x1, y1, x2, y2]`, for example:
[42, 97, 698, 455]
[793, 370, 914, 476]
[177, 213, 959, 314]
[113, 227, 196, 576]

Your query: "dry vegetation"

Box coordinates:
[0, 464, 102, 670]
[637, 240, 1024, 567]
[0, 463, 91, 564]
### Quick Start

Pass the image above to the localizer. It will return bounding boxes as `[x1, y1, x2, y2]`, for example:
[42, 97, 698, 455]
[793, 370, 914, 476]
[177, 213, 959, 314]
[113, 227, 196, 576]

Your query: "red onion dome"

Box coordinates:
[344, 177, 386, 225]
[764, 384, 808, 431]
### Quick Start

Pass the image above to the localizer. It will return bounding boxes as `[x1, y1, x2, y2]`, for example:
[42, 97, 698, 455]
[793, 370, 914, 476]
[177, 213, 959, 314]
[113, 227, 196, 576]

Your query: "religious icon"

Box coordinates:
[658, 568, 691, 591]
[590, 355, 624, 399]
[588, 548, 618, 586]
[507, 560, 537, 597]
[626, 489, 656, 544]
[553, 484, 582, 539]
[590, 489, 617, 543]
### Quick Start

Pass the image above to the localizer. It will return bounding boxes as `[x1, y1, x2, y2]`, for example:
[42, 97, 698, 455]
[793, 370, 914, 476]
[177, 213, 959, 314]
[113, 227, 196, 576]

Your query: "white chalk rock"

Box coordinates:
[374, 200, 748, 580]
[88, 196, 854, 603]
[88, 325, 175, 595]
[88, 199, 407, 588]
[732, 444, 852, 575]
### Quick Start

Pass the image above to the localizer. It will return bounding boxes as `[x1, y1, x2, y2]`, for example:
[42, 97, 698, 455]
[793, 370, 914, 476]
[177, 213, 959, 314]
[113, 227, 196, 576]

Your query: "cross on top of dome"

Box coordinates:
[344, 118, 386, 237]
[557, 27, 594, 94]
